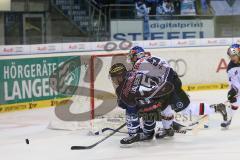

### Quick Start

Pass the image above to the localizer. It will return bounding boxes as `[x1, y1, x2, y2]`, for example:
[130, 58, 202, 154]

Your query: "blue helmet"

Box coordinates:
[128, 46, 145, 63]
[227, 44, 240, 57]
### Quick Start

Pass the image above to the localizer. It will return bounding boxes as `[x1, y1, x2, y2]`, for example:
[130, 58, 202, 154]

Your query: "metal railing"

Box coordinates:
[51, 0, 108, 41]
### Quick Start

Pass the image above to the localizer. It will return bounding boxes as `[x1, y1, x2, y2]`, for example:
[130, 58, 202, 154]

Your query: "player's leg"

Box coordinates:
[120, 106, 141, 144]
[120, 106, 156, 144]
[155, 105, 175, 139]
[210, 89, 240, 128]
[170, 88, 190, 113]
[219, 96, 240, 128]
[142, 116, 156, 139]
[173, 93, 229, 127]
[169, 85, 228, 120]
[181, 102, 220, 116]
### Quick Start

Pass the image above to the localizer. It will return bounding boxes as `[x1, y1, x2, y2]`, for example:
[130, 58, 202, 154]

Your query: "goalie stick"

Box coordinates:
[71, 122, 126, 150]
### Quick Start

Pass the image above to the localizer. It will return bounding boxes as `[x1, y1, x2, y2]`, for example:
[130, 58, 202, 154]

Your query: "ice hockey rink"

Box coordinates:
[0, 89, 240, 160]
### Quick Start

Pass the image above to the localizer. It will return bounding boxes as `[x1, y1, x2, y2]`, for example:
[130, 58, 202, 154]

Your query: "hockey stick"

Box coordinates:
[91, 128, 129, 135]
[71, 122, 126, 150]
[154, 115, 208, 139]
[191, 115, 209, 135]
[177, 115, 208, 135]
[92, 121, 186, 135]
[175, 115, 208, 133]
[83, 116, 207, 149]
[188, 115, 208, 127]
[92, 126, 190, 135]
[92, 118, 207, 136]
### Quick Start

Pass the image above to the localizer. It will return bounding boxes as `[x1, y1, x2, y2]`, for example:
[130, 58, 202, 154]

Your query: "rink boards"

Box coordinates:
[0, 40, 234, 113]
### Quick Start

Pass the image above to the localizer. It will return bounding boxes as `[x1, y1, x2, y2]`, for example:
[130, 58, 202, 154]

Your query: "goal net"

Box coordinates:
[48, 53, 131, 132]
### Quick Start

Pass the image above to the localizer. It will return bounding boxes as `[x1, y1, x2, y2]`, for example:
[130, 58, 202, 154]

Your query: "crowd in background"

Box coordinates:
[135, 0, 212, 17]
[92, 0, 213, 19]
[94, 0, 213, 18]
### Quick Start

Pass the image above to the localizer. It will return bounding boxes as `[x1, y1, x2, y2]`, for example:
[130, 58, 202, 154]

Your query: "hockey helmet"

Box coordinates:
[128, 46, 146, 63]
[227, 44, 240, 57]
[109, 63, 127, 78]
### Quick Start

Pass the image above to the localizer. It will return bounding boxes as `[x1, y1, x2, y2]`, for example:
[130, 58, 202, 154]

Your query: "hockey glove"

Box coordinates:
[228, 87, 238, 103]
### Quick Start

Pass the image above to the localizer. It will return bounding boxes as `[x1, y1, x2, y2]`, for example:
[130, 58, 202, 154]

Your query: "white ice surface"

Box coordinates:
[1, 90, 240, 160]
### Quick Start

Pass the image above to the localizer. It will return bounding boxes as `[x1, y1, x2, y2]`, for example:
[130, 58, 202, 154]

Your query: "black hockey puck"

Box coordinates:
[25, 139, 29, 144]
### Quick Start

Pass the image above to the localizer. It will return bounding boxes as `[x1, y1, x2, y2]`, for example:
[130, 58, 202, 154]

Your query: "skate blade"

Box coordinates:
[221, 127, 229, 130]
[120, 139, 153, 148]
[120, 143, 136, 148]
[221, 125, 230, 130]
[156, 136, 175, 141]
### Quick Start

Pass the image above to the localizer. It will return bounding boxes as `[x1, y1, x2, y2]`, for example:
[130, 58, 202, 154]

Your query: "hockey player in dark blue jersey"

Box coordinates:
[109, 63, 175, 144]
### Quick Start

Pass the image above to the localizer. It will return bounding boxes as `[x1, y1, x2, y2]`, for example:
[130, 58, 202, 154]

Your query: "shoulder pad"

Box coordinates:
[227, 61, 240, 72]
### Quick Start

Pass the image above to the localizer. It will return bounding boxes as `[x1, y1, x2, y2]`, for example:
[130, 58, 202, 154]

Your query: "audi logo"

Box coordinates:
[104, 40, 132, 51]
[168, 59, 187, 77]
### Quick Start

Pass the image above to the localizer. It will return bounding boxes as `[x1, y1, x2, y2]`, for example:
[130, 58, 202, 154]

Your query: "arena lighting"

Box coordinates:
[0, 0, 11, 11]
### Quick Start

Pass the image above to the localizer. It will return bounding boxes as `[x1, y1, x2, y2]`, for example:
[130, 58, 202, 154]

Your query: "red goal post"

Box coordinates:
[90, 53, 128, 120]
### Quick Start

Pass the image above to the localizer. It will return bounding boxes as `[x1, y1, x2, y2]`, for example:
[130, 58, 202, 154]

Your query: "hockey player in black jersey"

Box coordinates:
[109, 63, 175, 144]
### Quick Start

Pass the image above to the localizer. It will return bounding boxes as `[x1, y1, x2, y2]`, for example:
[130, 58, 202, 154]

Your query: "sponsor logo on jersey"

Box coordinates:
[123, 72, 136, 97]
[142, 103, 162, 112]
[133, 74, 141, 88]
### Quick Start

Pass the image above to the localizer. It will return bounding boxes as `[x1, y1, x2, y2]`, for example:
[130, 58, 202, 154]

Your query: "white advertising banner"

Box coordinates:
[149, 46, 229, 85]
[30, 43, 62, 54]
[0, 46, 230, 87]
[0, 45, 30, 55]
[111, 19, 214, 41]
[1, 37, 240, 56]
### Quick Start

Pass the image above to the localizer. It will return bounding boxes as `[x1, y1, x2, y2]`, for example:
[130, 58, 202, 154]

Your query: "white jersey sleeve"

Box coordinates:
[133, 56, 172, 80]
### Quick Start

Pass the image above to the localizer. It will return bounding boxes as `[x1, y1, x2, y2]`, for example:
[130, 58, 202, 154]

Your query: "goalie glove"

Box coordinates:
[228, 87, 238, 103]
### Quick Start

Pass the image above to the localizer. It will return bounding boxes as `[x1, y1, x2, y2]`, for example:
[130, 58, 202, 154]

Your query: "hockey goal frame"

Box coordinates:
[89, 53, 128, 120]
